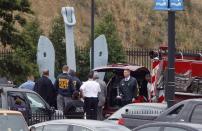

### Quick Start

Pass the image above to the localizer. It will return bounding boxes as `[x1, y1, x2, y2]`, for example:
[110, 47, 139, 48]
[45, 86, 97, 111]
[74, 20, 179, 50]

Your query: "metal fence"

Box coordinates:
[1, 48, 202, 71]
[27, 112, 88, 126]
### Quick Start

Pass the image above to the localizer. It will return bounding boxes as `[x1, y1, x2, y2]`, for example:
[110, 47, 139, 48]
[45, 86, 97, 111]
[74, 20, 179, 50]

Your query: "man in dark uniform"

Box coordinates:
[34, 69, 56, 107]
[54, 65, 74, 111]
[69, 69, 82, 91]
[117, 69, 138, 106]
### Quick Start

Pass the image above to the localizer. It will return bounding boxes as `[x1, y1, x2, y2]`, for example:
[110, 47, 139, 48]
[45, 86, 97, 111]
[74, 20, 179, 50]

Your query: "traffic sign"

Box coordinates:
[154, 0, 169, 11]
[154, 0, 184, 11]
[170, 0, 184, 11]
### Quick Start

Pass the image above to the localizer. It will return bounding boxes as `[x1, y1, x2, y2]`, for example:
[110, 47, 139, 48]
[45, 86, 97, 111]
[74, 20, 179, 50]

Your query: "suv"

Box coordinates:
[0, 109, 29, 131]
[0, 84, 60, 125]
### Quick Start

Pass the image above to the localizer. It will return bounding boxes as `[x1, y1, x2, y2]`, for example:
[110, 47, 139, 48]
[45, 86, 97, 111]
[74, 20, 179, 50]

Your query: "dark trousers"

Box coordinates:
[84, 97, 98, 120]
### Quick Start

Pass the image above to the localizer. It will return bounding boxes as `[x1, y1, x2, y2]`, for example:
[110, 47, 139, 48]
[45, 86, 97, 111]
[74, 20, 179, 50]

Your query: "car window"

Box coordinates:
[7, 92, 27, 109]
[43, 124, 69, 131]
[168, 105, 184, 117]
[164, 127, 187, 131]
[72, 125, 93, 131]
[0, 114, 28, 131]
[135, 127, 161, 131]
[191, 104, 202, 124]
[25, 92, 47, 113]
[35, 126, 44, 131]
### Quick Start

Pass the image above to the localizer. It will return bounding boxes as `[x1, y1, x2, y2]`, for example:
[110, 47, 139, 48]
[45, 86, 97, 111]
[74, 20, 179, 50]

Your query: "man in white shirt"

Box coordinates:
[80, 71, 101, 120]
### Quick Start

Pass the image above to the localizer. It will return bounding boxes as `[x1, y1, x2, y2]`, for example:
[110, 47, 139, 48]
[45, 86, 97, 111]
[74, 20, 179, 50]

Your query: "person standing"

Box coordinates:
[19, 75, 35, 90]
[69, 69, 82, 91]
[80, 71, 101, 120]
[34, 69, 56, 107]
[54, 65, 74, 111]
[139, 74, 149, 101]
[118, 69, 138, 106]
[63, 91, 84, 119]
[93, 71, 107, 120]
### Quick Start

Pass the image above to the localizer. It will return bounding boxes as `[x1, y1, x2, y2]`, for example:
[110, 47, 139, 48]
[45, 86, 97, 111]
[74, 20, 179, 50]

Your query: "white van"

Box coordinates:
[0, 110, 29, 131]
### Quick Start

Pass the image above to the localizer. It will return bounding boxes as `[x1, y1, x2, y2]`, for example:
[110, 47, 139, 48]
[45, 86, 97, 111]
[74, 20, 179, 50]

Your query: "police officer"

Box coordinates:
[54, 65, 74, 111]
[80, 71, 101, 120]
[69, 69, 82, 91]
[34, 69, 56, 107]
[118, 69, 138, 106]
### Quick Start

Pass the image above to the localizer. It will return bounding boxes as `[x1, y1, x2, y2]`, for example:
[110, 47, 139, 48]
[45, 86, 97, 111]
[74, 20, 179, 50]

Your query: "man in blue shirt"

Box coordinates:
[19, 75, 35, 90]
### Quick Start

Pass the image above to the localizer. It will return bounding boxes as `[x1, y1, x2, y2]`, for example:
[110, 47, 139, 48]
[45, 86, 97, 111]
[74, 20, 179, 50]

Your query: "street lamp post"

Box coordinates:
[166, 10, 176, 108]
[91, 0, 95, 70]
[154, 0, 184, 108]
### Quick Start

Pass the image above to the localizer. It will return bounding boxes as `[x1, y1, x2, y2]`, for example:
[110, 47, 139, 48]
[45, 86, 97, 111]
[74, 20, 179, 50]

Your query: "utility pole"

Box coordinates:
[154, 0, 184, 108]
[166, 9, 176, 108]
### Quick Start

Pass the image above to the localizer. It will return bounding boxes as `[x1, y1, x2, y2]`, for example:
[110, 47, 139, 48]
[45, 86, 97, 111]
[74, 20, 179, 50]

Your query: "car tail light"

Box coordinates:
[118, 118, 125, 125]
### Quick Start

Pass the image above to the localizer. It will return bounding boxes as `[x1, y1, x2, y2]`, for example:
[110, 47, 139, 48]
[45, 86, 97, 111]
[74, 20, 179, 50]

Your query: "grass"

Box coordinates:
[30, 0, 202, 49]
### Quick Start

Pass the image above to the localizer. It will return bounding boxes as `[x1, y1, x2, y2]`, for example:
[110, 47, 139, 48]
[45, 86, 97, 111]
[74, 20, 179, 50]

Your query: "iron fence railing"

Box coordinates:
[1, 48, 202, 71]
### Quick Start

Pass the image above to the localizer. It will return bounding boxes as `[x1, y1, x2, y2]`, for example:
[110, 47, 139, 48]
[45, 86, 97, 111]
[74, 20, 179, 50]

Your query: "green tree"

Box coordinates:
[0, 19, 41, 84]
[0, 0, 41, 84]
[94, 13, 125, 64]
[0, 0, 31, 47]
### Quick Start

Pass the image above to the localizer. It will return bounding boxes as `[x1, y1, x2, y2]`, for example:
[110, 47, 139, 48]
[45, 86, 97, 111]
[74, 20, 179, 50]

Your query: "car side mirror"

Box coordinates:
[29, 126, 36, 131]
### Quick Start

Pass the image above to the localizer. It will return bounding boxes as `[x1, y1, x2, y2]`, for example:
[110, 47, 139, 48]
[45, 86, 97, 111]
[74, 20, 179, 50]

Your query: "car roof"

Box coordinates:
[93, 64, 149, 72]
[0, 86, 35, 93]
[0, 109, 22, 115]
[31, 119, 125, 128]
[126, 103, 167, 108]
[134, 122, 202, 130]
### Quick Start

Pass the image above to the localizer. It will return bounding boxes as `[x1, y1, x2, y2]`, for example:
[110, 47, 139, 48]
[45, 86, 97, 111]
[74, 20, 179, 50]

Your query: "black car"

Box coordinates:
[133, 122, 202, 131]
[0, 84, 61, 125]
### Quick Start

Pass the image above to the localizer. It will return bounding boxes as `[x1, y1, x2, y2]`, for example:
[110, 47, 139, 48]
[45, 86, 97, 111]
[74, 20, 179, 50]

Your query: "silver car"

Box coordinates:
[29, 119, 131, 131]
[105, 103, 167, 124]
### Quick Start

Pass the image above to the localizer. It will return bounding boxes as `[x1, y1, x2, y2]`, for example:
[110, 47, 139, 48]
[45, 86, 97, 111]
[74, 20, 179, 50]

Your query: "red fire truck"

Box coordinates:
[150, 46, 202, 103]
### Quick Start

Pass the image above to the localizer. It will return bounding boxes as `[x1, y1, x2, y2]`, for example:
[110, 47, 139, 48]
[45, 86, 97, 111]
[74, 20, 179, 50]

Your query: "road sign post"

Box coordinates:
[154, 0, 184, 108]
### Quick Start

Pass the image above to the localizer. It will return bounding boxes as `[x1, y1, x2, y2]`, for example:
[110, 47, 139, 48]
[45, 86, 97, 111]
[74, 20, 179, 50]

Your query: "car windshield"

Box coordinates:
[0, 114, 28, 131]
[108, 104, 166, 119]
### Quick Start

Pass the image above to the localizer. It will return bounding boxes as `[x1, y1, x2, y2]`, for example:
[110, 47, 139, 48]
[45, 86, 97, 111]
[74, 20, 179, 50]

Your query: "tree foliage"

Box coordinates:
[0, 0, 31, 47]
[0, 0, 40, 84]
[0, 19, 41, 84]
[94, 13, 125, 64]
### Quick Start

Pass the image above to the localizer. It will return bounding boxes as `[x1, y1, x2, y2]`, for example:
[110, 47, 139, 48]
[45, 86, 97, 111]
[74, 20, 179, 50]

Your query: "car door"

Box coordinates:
[190, 104, 202, 124]
[7, 91, 30, 120]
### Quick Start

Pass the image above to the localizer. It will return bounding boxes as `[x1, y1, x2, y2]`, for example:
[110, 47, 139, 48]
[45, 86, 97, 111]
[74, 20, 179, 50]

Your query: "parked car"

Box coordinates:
[120, 99, 202, 129]
[105, 103, 167, 124]
[93, 64, 150, 116]
[0, 109, 29, 131]
[29, 119, 131, 131]
[0, 84, 62, 125]
[133, 122, 202, 131]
